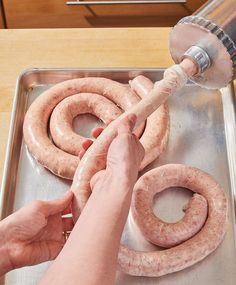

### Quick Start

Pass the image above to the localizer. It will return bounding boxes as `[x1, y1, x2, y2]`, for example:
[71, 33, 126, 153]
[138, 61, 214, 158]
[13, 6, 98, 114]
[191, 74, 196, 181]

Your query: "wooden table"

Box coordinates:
[0, 27, 173, 182]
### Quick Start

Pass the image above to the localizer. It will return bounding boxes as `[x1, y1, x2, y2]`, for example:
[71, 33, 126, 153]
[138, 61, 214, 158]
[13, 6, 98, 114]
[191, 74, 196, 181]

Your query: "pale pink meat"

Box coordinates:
[130, 75, 169, 169]
[23, 76, 169, 179]
[50, 93, 122, 156]
[118, 164, 228, 277]
[131, 166, 208, 248]
[23, 77, 142, 179]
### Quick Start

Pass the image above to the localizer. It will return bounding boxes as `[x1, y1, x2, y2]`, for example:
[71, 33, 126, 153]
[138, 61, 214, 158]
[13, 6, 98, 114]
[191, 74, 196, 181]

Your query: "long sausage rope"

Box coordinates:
[120, 164, 227, 276]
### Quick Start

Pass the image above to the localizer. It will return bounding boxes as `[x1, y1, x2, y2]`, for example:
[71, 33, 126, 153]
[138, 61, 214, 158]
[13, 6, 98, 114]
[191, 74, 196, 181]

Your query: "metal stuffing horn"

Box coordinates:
[169, 0, 236, 89]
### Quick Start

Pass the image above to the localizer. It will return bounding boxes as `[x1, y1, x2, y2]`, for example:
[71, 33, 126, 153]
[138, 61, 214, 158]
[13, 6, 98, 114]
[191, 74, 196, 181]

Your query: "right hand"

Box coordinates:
[81, 114, 145, 192]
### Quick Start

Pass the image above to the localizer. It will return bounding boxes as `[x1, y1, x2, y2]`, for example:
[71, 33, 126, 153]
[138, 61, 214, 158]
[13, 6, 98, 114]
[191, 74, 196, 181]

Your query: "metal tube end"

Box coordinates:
[183, 46, 211, 74]
[169, 16, 234, 88]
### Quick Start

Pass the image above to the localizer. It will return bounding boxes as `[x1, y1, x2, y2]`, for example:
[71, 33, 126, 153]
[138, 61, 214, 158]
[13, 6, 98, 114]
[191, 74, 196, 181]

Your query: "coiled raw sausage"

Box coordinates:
[50, 93, 122, 156]
[23, 77, 169, 179]
[118, 164, 227, 277]
[132, 190, 208, 248]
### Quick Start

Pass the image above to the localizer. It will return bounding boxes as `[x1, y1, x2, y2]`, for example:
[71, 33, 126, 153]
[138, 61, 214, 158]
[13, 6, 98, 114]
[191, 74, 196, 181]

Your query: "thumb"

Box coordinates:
[117, 114, 136, 135]
[90, 170, 106, 189]
[43, 191, 74, 216]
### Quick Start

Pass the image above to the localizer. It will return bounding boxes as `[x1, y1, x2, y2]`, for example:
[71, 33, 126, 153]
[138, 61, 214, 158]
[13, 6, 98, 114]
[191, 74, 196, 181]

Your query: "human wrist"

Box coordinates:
[96, 176, 134, 197]
[115, 171, 137, 190]
[0, 221, 14, 275]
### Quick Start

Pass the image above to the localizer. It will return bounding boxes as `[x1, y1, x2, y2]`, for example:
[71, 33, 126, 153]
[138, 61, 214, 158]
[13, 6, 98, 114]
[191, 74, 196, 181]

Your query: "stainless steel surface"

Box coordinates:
[195, 0, 236, 49]
[66, 0, 185, 5]
[169, 16, 234, 88]
[183, 45, 211, 73]
[180, 15, 236, 77]
[221, 83, 236, 229]
[169, 0, 236, 88]
[1, 68, 236, 284]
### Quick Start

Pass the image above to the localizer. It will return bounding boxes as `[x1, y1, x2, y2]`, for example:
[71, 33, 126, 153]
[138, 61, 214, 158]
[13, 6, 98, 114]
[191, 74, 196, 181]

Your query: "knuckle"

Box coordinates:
[31, 200, 45, 211]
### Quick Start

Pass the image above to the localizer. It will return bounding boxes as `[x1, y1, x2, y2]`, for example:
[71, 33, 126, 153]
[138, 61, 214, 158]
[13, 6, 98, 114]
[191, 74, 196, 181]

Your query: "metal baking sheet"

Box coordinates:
[1, 69, 236, 285]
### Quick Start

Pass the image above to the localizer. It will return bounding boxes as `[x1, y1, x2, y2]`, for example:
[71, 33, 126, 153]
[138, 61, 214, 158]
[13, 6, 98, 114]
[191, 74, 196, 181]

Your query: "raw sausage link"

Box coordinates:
[50, 92, 146, 156]
[23, 77, 143, 179]
[23, 77, 169, 179]
[118, 164, 228, 277]
[50, 93, 122, 156]
[131, 168, 208, 248]
[130, 75, 169, 169]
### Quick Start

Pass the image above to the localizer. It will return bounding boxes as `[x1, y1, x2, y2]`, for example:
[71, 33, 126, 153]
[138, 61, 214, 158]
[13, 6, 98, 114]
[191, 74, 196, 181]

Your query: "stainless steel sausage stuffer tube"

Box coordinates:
[169, 0, 236, 89]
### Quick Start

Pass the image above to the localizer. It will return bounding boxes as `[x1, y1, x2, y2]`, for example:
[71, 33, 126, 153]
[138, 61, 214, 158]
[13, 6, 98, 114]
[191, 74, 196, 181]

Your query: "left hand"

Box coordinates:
[0, 191, 74, 274]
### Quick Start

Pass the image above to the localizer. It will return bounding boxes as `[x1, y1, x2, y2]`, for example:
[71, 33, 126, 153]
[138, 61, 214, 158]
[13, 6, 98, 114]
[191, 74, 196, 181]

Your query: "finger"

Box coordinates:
[117, 114, 137, 135]
[82, 139, 93, 151]
[134, 121, 146, 138]
[90, 170, 106, 189]
[133, 132, 142, 149]
[62, 217, 74, 232]
[43, 191, 74, 216]
[42, 241, 64, 261]
[79, 139, 93, 159]
[79, 149, 86, 160]
[137, 141, 145, 163]
[62, 204, 72, 216]
[131, 133, 145, 162]
[91, 127, 104, 139]
[27, 241, 63, 264]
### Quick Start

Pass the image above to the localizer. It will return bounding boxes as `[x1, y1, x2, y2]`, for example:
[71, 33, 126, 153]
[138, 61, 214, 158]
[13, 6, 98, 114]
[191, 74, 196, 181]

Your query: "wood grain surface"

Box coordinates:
[3, 0, 206, 28]
[0, 3, 4, 28]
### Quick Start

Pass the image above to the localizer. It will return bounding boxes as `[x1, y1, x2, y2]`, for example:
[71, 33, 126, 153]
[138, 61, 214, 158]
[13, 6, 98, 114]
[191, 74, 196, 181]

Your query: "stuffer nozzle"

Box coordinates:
[169, 0, 236, 89]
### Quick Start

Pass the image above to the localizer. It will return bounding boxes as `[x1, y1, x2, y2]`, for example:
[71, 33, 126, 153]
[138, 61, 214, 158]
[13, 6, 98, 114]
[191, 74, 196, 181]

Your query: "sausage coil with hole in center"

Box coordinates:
[23, 77, 169, 179]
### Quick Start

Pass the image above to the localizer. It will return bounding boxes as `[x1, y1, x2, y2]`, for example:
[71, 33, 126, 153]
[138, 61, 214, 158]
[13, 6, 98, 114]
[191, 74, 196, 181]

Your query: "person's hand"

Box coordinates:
[0, 191, 74, 275]
[80, 114, 145, 193]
